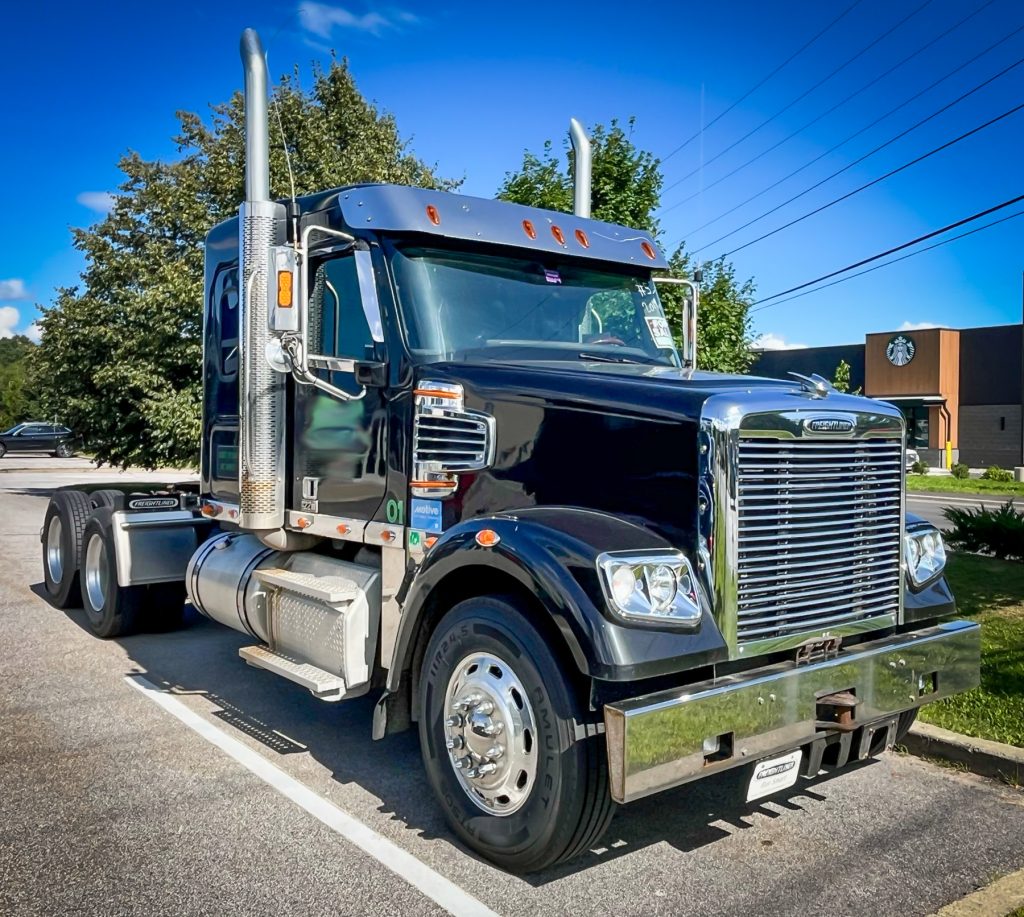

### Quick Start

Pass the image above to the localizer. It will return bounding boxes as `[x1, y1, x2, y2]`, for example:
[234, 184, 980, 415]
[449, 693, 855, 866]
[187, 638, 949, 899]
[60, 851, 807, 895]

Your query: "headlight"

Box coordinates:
[904, 526, 946, 588]
[596, 551, 701, 625]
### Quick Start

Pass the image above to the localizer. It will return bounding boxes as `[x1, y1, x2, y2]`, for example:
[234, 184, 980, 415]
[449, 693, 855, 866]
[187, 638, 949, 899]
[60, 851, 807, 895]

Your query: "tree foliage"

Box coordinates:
[498, 119, 754, 372]
[831, 358, 862, 394]
[0, 336, 39, 431]
[32, 59, 452, 468]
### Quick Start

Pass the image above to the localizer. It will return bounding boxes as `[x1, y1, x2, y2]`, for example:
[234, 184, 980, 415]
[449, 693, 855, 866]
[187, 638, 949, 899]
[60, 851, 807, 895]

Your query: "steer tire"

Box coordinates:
[80, 507, 143, 638]
[42, 490, 92, 608]
[418, 595, 615, 873]
[89, 489, 125, 511]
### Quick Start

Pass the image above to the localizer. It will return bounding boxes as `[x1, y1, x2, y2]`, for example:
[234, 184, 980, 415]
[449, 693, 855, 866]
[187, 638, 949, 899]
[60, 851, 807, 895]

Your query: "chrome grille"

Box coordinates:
[735, 437, 902, 643]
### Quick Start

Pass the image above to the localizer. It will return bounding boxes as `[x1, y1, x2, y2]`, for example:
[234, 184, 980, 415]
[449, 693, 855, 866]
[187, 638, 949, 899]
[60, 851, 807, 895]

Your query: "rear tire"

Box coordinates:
[418, 595, 614, 873]
[80, 507, 142, 638]
[89, 489, 125, 510]
[42, 490, 92, 608]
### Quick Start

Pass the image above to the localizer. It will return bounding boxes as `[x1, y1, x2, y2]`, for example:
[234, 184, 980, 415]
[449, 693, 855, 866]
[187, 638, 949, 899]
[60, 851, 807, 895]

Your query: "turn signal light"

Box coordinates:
[475, 529, 500, 548]
[277, 270, 294, 307]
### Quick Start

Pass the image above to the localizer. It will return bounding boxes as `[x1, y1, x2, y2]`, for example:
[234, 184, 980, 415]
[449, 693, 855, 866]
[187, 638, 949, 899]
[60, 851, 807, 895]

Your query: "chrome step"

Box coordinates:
[239, 644, 347, 701]
[253, 567, 360, 604]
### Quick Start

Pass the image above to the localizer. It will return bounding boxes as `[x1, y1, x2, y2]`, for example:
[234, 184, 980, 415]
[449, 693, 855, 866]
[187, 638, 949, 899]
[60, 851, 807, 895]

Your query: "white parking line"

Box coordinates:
[125, 675, 498, 917]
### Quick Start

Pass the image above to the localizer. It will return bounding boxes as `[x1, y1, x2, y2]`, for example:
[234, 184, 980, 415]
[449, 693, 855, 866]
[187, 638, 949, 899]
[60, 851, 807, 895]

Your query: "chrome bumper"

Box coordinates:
[604, 619, 980, 804]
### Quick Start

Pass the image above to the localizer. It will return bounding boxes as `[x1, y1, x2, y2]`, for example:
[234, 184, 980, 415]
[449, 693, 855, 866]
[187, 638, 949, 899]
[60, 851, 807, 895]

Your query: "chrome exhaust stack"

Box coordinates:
[238, 28, 287, 531]
[569, 118, 592, 218]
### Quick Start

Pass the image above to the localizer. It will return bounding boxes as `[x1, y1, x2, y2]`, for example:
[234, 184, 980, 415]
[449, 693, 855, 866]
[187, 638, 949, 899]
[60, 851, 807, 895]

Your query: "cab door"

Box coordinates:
[292, 249, 388, 522]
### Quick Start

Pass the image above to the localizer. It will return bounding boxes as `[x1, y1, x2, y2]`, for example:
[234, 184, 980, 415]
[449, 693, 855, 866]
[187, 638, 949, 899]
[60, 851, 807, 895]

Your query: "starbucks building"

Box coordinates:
[751, 324, 1024, 470]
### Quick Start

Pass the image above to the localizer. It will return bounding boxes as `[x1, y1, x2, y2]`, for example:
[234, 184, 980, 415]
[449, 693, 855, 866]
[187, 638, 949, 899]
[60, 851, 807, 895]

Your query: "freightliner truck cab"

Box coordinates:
[41, 29, 980, 872]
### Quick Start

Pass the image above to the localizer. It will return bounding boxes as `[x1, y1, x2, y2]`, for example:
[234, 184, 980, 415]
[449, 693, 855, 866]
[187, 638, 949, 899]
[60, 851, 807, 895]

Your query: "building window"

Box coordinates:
[902, 406, 930, 448]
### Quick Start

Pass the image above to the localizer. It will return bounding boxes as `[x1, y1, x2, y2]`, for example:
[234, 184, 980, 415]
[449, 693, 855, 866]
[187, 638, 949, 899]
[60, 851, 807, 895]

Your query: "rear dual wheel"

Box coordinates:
[42, 490, 92, 607]
[418, 596, 614, 873]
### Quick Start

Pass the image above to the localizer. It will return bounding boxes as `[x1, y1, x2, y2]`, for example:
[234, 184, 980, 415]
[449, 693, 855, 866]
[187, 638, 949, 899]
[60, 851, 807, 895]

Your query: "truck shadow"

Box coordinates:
[37, 583, 873, 884]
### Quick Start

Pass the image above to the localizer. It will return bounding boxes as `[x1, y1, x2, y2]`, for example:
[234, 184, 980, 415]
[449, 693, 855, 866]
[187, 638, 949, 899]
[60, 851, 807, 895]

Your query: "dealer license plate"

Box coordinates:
[746, 750, 802, 802]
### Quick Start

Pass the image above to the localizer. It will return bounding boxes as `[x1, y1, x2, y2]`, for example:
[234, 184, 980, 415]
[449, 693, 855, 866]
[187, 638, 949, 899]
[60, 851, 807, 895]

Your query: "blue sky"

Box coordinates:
[1, 0, 1021, 350]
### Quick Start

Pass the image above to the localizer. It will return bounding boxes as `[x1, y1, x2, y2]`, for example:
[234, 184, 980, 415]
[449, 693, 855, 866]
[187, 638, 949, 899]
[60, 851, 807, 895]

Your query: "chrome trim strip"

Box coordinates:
[604, 619, 980, 803]
[285, 509, 367, 543]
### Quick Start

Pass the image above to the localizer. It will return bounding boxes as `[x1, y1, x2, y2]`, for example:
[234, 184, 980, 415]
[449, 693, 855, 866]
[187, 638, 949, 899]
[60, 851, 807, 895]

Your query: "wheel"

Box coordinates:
[895, 708, 918, 743]
[80, 507, 143, 638]
[56, 442, 73, 458]
[0, 442, 6, 458]
[418, 596, 614, 872]
[89, 489, 124, 510]
[42, 490, 92, 607]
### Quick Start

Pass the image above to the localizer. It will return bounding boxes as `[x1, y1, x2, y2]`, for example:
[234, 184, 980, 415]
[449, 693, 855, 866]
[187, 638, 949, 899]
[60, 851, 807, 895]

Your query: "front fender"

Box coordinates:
[389, 507, 728, 687]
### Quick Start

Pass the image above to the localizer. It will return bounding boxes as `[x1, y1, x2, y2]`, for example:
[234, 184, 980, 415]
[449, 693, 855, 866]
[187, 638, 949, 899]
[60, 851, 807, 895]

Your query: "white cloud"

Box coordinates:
[898, 320, 945, 331]
[77, 191, 116, 214]
[0, 306, 20, 340]
[26, 321, 41, 344]
[0, 279, 28, 301]
[298, 3, 413, 38]
[751, 333, 809, 351]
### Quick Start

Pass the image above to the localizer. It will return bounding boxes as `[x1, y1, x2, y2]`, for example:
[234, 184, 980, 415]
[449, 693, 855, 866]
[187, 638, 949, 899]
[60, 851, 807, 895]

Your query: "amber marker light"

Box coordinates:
[201, 504, 220, 517]
[425, 536, 439, 549]
[296, 517, 312, 529]
[336, 523, 350, 535]
[426, 204, 441, 225]
[277, 271, 293, 307]
[413, 388, 460, 400]
[551, 225, 566, 246]
[575, 229, 590, 248]
[522, 219, 537, 239]
[475, 529, 500, 548]
[640, 240, 657, 261]
[380, 530, 396, 543]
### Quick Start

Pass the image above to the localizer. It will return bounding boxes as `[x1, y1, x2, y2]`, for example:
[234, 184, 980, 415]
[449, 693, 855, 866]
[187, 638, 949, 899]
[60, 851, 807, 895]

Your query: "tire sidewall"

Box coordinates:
[419, 597, 587, 870]
[81, 509, 136, 638]
[42, 492, 87, 606]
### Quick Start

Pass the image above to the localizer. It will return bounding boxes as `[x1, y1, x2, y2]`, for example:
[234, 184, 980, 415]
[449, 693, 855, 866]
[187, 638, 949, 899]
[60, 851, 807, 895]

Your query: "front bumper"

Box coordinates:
[604, 619, 980, 803]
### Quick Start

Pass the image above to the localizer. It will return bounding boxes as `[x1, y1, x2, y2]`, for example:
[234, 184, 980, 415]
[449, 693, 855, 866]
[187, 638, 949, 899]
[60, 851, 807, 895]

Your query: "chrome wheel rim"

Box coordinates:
[46, 516, 63, 583]
[84, 534, 108, 612]
[443, 651, 537, 816]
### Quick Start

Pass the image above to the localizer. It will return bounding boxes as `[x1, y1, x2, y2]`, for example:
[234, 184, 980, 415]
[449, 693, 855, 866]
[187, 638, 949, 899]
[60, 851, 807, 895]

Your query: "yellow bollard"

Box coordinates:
[945, 440, 952, 469]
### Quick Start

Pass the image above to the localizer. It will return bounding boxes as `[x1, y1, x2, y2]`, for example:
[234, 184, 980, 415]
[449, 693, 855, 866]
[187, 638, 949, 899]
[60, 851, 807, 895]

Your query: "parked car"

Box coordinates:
[906, 447, 920, 473]
[0, 422, 76, 458]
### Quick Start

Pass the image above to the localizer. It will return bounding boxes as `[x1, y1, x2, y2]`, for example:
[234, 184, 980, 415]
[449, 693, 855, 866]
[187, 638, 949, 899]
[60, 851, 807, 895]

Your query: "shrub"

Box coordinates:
[951, 462, 970, 479]
[911, 460, 929, 475]
[943, 500, 1024, 561]
[982, 466, 1014, 483]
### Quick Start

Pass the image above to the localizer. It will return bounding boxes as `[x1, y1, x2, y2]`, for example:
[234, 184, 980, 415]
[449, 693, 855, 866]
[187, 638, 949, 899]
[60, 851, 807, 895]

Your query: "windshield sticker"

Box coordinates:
[646, 316, 674, 349]
[543, 269, 562, 284]
[410, 498, 444, 533]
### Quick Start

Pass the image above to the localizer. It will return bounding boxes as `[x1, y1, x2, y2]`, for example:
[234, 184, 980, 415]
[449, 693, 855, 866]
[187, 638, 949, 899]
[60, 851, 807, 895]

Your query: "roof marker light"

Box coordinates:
[575, 229, 590, 249]
[426, 204, 441, 225]
[522, 219, 536, 240]
[641, 240, 657, 261]
[551, 225, 566, 246]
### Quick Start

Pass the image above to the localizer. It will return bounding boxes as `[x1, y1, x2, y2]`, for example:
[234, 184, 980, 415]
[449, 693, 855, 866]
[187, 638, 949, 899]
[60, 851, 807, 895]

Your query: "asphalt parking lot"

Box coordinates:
[1, 458, 1022, 917]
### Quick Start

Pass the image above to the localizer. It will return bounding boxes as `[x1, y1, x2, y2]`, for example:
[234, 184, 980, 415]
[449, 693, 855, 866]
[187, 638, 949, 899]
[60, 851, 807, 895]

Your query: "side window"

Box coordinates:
[213, 266, 239, 381]
[310, 256, 374, 396]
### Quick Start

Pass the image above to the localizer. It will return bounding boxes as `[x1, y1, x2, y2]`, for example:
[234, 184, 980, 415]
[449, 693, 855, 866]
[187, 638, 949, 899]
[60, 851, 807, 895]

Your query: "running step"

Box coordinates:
[239, 645, 347, 701]
[253, 567, 360, 604]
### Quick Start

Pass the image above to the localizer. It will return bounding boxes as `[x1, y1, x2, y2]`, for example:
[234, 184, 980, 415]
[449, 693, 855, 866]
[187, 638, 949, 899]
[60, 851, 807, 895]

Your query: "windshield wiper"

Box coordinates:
[578, 351, 655, 365]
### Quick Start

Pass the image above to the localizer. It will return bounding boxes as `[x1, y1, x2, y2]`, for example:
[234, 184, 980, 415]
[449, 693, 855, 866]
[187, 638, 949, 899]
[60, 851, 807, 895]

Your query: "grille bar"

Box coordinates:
[735, 435, 902, 644]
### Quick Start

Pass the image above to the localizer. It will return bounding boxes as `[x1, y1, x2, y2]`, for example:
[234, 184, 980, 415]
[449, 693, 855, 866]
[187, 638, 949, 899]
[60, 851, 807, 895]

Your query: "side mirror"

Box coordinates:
[354, 361, 388, 388]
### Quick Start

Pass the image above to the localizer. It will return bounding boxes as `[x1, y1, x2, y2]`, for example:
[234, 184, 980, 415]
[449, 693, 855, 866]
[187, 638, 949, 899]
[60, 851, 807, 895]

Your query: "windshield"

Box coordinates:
[389, 246, 680, 367]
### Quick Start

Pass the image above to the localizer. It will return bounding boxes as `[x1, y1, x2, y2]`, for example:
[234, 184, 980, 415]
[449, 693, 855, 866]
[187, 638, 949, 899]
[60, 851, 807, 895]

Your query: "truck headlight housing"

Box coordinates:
[904, 526, 946, 588]
[596, 551, 702, 625]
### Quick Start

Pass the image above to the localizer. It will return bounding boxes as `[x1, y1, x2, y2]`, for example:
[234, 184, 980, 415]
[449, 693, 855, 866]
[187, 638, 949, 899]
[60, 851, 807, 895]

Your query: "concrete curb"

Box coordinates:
[930, 863, 1024, 916]
[905, 721, 1024, 785]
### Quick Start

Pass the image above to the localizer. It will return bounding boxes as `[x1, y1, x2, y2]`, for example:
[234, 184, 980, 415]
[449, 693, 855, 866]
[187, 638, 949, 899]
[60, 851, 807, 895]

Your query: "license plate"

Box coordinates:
[746, 749, 802, 802]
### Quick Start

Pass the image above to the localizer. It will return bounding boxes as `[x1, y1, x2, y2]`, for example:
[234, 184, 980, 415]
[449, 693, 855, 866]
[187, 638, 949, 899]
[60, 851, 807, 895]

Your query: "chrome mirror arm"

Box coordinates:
[653, 276, 700, 370]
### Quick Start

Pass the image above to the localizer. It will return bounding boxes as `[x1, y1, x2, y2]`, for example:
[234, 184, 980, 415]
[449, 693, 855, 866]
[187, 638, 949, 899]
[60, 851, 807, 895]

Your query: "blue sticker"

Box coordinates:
[410, 498, 444, 533]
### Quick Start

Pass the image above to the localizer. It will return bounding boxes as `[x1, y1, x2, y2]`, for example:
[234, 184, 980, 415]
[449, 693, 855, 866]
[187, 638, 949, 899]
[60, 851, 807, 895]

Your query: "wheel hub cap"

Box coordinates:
[443, 652, 537, 816]
[46, 516, 63, 583]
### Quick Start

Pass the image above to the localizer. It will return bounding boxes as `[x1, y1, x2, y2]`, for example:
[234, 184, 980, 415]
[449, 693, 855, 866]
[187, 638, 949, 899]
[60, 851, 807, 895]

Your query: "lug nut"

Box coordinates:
[446, 736, 464, 750]
[453, 755, 473, 770]
[476, 700, 495, 715]
[476, 762, 498, 776]
[445, 714, 463, 727]
[465, 767, 480, 778]
[485, 745, 504, 760]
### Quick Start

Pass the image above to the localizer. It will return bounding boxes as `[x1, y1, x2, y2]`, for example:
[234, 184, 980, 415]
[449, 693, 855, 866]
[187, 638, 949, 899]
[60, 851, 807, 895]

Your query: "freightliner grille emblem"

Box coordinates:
[805, 417, 855, 434]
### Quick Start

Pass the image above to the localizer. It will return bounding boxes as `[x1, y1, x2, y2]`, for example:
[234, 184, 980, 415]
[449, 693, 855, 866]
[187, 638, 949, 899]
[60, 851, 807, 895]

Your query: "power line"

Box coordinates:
[660, 0, 864, 165]
[751, 194, 1024, 307]
[660, 0, 999, 219]
[752, 208, 1024, 312]
[661, 0, 935, 195]
[720, 97, 1024, 259]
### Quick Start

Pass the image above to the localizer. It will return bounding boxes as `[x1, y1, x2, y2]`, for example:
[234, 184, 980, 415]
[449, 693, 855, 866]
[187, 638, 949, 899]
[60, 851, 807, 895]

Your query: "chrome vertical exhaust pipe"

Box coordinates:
[569, 118, 592, 218]
[238, 28, 286, 531]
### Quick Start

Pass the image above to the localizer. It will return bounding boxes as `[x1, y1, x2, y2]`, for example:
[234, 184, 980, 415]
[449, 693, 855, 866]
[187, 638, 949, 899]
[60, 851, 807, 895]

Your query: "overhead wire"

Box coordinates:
[699, 55, 1024, 258]
[751, 207, 1024, 313]
[661, 0, 936, 195]
[679, 22, 1024, 240]
[659, 0, 999, 218]
[660, 0, 864, 164]
[750, 193, 1024, 307]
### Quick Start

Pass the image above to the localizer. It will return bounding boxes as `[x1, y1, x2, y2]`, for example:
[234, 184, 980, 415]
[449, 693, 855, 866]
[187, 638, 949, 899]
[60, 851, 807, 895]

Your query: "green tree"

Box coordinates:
[498, 119, 754, 372]
[0, 336, 40, 431]
[832, 358, 861, 394]
[32, 59, 452, 468]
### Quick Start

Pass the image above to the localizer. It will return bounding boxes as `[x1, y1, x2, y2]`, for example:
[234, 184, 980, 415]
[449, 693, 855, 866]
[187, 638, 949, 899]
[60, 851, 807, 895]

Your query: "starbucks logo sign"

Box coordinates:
[886, 335, 916, 367]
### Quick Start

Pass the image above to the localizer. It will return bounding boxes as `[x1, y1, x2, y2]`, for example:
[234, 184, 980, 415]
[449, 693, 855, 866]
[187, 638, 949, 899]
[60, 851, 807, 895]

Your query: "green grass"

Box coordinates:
[907, 474, 1024, 496]
[917, 553, 1024, 748]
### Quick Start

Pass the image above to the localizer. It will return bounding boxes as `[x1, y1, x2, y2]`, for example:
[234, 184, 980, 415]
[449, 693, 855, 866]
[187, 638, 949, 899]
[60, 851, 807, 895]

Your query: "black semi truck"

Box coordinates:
[40, 29, 979, 872]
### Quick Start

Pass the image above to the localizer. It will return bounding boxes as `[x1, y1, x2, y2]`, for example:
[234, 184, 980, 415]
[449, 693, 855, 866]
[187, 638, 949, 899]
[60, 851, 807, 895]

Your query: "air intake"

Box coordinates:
[412, 382, 495, 498]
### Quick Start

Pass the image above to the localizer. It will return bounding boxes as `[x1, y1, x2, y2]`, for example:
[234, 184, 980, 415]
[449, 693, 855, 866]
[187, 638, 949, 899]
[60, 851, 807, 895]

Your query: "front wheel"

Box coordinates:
[55, 442, 73, 458]
[418, 596, 614, 873]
